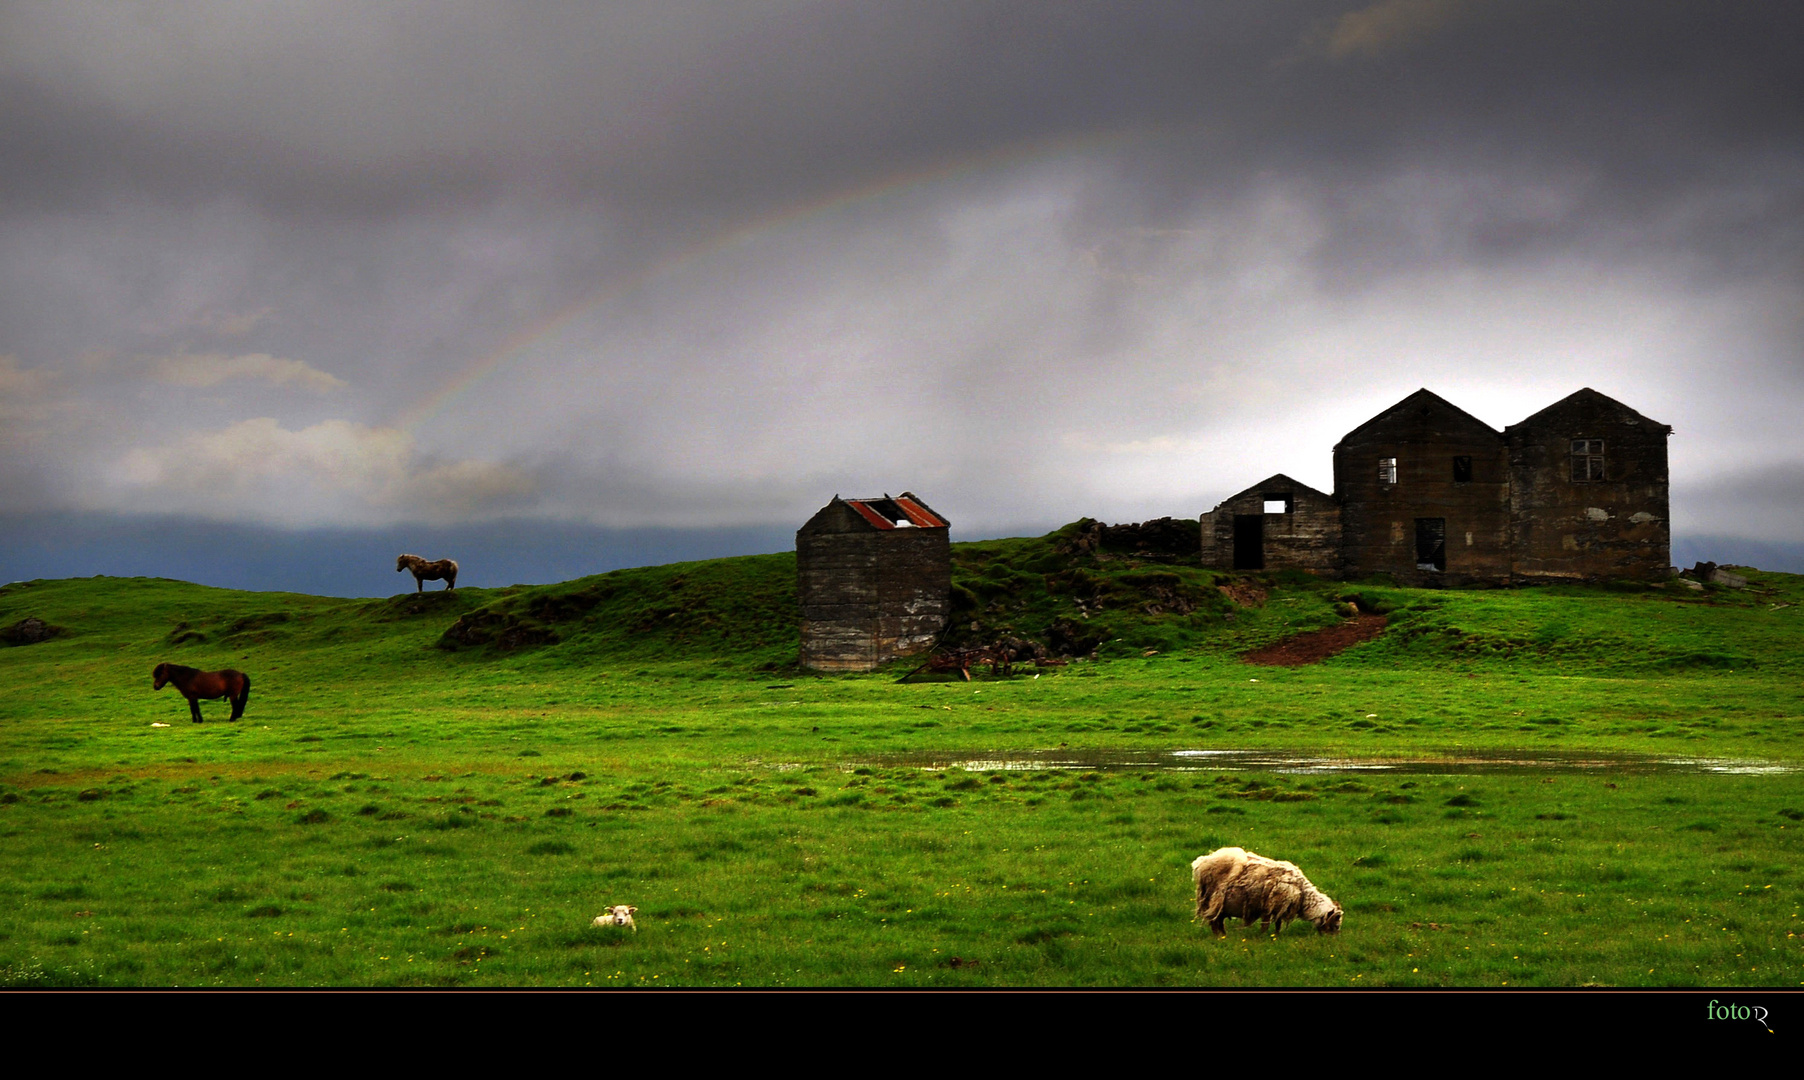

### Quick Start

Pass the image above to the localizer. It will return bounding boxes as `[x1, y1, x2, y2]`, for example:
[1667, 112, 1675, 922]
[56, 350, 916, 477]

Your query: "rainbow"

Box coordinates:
[392, 127, 1146, 435]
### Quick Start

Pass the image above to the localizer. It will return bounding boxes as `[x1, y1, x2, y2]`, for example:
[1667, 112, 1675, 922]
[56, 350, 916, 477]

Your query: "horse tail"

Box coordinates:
[234, 673, 251, 718]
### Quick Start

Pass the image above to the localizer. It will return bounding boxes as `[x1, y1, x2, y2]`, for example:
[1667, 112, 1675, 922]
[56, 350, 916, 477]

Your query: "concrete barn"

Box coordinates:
[796, 493, 951, 671]
[1202, 388, 1671, 585]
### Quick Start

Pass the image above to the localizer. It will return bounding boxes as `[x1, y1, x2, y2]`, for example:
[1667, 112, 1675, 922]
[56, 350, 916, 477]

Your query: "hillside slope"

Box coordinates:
[2, 523, 1799, 682]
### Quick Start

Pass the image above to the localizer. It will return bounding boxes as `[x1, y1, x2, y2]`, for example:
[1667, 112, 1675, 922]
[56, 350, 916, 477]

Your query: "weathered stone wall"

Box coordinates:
[1506, 390, 1670, 582]
[1201, 476, 1340, 575]
[797, 501, 950, 671]
[1334, 391, 1512, 586]
[1097, 517, 1202, 559]
[1208, 388, 1671, 588]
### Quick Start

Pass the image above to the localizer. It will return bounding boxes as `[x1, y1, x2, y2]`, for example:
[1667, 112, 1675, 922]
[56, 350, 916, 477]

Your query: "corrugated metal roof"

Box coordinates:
[841, 492, 948, 530]
[891, 494, 948, 528]
[846, 500, 898, 530]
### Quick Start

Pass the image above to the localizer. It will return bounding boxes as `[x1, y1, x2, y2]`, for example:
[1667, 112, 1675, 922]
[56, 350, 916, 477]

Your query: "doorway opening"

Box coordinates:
[1233, 515, 1265, 570]
[1415, 518, 1446, 572]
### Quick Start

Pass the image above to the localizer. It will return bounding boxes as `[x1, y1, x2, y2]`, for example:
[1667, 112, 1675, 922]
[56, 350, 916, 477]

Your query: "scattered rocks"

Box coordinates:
[1217, 582, 1269, 608]
[1, 617, 62, 646]
[438, 610, 559, 650]
[1680, 561, 1749, 589]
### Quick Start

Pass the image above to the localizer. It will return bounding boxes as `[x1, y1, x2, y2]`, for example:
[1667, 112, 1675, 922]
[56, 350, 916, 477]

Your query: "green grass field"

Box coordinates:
[2, 528, 1801, 986]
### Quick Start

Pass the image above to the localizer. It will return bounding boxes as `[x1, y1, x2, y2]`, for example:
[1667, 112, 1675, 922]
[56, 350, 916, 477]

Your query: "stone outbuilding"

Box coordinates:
[796, 492, 951, 671]
[1201, 388, 1671, 585]
[1199, 474, 1340, 574]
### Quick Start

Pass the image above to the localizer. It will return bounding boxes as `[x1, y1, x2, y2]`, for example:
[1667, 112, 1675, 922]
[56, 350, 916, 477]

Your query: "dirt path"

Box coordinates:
[1241, 614, 1388, 666]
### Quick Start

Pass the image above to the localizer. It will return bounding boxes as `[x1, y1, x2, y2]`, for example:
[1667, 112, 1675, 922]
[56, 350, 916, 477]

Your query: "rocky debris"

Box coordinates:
[1044, 617, 1103, 659]
[1680, 561, 1749, 589]
[1056, 516, 1201, 560]
[1132, 574, 1198, 614]
[1057, 519, 1103, 555]
[1, 616, 62, 646]
[438, 610, 559, 650]
[1218, 581, 1269, 608]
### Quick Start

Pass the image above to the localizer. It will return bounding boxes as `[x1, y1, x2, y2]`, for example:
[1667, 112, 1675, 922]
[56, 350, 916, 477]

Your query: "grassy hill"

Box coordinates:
[1, 526, 1801, 987]
[16, 519, 1790, 676]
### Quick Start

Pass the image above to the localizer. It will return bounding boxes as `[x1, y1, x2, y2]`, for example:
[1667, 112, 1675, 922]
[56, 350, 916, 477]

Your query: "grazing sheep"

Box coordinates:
[1191, 846, 1342, 937]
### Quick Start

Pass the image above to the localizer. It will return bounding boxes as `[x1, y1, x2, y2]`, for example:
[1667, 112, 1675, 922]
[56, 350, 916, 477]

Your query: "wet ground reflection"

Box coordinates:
[852, 748, 1797, 776]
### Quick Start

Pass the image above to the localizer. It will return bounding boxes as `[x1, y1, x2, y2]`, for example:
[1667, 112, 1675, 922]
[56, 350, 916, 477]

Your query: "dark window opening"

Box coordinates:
[1415, 518, 1446, 572]
[1233, 515, 1264, 570]
[1571, 439, 1605, 482]
[1262, 493, 1292, 514]
[1452, 456, 1472, 483]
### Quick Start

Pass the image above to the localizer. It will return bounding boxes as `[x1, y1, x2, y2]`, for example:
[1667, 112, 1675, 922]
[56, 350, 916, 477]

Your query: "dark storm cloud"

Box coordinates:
[5, 3, 1798, 225]
[1, 2, 1801, 549]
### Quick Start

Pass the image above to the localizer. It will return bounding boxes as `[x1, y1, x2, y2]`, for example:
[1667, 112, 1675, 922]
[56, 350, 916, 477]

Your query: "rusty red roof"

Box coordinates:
[841, 492, 948, 530]
[891, 494, 947, 528]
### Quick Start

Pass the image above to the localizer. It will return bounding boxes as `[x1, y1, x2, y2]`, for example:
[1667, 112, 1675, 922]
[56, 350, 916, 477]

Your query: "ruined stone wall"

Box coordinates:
[797, 503, 950, 670]
[1507, 394, 1670, 582]
[1334, 397, 1512, 586]
[1097, 517, 1202, 559]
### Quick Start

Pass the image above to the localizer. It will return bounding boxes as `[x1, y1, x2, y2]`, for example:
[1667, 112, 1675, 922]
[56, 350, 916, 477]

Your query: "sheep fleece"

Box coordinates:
[1191, 847, 1342, 936]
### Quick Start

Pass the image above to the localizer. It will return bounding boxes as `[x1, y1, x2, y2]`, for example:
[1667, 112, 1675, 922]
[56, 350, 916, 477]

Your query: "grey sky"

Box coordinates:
[3, 1, 1801, 551]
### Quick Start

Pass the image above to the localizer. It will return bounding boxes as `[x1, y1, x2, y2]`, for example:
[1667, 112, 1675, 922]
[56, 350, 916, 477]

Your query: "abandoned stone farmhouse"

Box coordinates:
[795, 388, 1670, 669]
[797, 493, 951, 671]
[1201, 388, 1671, 586]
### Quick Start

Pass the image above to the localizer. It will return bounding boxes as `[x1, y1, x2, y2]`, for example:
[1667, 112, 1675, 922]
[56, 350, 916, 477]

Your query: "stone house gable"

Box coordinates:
[1333, 389, 1514, 585]
[1200, 473, 1339, 574]
[1505, 389, 1672, 582]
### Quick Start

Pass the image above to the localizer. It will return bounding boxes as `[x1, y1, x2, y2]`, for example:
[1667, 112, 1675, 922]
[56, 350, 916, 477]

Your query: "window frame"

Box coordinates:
[1570, 439, 1605, 483]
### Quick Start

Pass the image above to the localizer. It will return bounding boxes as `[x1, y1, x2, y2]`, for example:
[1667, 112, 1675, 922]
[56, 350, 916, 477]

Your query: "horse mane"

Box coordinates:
[157, 663, 200, 678]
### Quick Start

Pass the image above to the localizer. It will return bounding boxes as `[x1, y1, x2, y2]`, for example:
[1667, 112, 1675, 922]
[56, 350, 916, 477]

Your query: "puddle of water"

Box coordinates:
[849, 748, 1798, 777]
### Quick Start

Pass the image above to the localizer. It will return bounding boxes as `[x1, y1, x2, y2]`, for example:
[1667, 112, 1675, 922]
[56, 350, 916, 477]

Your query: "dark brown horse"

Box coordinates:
[153, 663, 251, 723]
[397, 553, 458, 592]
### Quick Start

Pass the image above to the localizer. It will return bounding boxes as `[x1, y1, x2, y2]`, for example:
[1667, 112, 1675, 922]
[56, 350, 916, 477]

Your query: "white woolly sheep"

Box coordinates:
[591, 905, 637, 931]
[1191, 846, 1342, 937]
